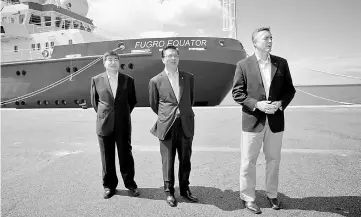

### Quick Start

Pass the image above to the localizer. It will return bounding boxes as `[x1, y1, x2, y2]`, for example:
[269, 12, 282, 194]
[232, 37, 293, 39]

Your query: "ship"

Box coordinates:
[1, 0, 247, 108]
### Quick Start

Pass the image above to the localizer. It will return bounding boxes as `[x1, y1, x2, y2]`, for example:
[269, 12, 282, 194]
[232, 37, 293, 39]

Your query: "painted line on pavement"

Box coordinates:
[132, 146, 359, 156]
[2, 104, 361, 111]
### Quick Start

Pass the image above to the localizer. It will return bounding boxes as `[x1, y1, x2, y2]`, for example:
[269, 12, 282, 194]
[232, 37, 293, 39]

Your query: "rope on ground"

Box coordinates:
[295, 88, 358, 105]
[242, 49, 360, 105]
[291, 64, 361, 80]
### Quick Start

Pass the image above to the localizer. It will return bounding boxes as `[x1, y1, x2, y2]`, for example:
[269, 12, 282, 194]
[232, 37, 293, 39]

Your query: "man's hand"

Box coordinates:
[256, 101, 278, 114]
[271, 101, 282, 111]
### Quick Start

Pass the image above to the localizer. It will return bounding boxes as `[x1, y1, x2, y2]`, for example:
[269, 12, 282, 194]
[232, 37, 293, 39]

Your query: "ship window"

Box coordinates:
[64, 20, 71, 29]
[14, 45, 18, 52]
[55, 17, 61, 27]
[2, 17, 7, 23]
[1, 26, 4, 34]
[73, 21, 79, 28]
[19, 14, 25, 24]
[44, 16, 51, 26]
[80, 23, 85, 30]
[50, 41, 55, 48]
[29, 14, 41, 26]
[68, 39, 72, 44]
[31, 44, 36, 51]
[45, 42, 49, 49]
[37, 43, 41, 50]
[10, 17, 15, 23]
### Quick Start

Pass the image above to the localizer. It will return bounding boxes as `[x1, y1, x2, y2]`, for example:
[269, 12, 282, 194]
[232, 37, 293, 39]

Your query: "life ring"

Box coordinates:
[42, 50, 50, 58]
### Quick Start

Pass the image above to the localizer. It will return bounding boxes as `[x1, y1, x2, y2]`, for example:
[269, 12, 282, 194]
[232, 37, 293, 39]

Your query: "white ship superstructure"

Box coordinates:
[1, 0, 107, 62]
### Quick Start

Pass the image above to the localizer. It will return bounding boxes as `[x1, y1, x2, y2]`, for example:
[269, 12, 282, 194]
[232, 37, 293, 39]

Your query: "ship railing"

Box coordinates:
[25, 19, 94, 34]
[1, 0, 20, 6]
[1, 48, 46, 62]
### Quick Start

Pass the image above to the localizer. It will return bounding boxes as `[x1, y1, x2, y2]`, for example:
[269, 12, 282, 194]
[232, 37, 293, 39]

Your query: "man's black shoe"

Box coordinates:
[180, 189, 198, 203]
[166, 195, 177, 207]
[103, 188, 116, 199]
[129, 188, 140, 197]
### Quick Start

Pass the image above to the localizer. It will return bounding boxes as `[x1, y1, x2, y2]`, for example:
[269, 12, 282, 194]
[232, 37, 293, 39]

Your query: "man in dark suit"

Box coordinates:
[149, 45, 198, 207]
[90, 51, 140, 199]
[232, 27, 296, 214]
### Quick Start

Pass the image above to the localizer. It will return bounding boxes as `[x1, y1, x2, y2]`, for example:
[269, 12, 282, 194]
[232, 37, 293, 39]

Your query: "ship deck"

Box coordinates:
[1, 91, 361, 216]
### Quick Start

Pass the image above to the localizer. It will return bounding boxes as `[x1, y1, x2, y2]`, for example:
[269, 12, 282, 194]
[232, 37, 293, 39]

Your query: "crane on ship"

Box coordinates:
[222, 0, 236, 39]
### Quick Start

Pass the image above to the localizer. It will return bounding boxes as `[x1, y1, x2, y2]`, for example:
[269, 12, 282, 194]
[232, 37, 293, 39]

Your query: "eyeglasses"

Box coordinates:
[106, 58, 119, 62]
[164, 55, 179, 59]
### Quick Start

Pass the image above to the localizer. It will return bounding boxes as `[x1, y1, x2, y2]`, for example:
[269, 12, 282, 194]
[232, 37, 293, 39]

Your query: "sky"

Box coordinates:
[87, 0, 361, 84]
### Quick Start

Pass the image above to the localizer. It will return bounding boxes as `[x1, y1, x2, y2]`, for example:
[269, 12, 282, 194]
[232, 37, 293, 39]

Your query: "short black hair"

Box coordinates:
[161, 45, 179, 58]
[103, 51, 119, 63]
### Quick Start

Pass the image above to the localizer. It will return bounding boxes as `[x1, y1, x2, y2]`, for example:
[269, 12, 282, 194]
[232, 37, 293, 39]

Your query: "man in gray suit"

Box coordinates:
[232, 27, 295, 214]
[149, 45, 198, 207]
[90, 51, 140, 199]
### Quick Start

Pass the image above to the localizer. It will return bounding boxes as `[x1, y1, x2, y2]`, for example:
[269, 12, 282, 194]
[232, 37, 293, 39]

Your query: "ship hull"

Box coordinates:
[1, 37, 247, 108]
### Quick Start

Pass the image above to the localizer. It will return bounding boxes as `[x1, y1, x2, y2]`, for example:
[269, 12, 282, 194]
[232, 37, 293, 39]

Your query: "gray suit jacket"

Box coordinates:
[149, 70, 195, 140]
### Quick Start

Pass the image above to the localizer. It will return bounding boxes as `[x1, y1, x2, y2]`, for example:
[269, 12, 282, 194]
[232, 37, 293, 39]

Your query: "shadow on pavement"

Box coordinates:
[113, 187, 360, 216]
[277, 192, 361, 217]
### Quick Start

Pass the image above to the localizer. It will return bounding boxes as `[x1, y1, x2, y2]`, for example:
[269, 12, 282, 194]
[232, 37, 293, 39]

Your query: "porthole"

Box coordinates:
[55, 100, 60, 105]
[62, 100, 67, 105]
[66, 67, 71, 73]
[15, 101, 19, 105]
[73, 67, 78, 72]
[128, 63, 134, 69]
[81, 99, 86, 104]
[44, 100, 49, 105]
[120, 64, 126, 70]
[16, 71, 20, 76]
[21, 101, 25, 105]
[22, 70, 26, 76]
[219, 40, 225, 47]
[74, 99, 79, 104]
[37, 100, 42, 105]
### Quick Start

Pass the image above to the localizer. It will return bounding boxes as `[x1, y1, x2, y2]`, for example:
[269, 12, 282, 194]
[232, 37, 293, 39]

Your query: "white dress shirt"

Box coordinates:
[107, 72, 118, 98]
[165, 68, 180, 102]
[255, 53, 271, 99]
[165, 68, 180, 115]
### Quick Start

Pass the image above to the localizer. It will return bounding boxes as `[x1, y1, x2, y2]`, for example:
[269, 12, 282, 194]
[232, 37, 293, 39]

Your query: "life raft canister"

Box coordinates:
[42, 50, 50, 58]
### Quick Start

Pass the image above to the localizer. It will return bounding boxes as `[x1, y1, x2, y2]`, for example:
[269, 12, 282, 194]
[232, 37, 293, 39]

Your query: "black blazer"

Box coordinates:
[90, 72, 137, 136]
[232, 54, 295, 133]
[149, 70, 195, 140]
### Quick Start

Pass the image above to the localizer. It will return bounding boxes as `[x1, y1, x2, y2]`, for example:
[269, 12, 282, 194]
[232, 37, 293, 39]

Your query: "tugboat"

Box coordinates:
[1, 0, 247, 108]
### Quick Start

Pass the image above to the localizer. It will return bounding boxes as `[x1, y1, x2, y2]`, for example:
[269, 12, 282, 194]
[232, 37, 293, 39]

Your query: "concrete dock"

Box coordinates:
[1, 106, 361, 216]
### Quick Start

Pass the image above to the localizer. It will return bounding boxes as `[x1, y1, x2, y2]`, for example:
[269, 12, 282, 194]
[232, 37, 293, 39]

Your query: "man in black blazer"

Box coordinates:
[149, 45, 198, 207]
[90, 51, 140, 199]
[232, 27, 295, 214]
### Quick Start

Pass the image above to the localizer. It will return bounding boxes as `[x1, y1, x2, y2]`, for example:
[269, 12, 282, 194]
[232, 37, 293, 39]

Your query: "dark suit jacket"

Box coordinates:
[90, 72, 137, 136]
[149, 70, 195, 140]
[232, 54, 296, 133]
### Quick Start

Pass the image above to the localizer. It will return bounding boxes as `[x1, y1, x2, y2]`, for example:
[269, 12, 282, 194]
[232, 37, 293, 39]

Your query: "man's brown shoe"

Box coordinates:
[242, 200, 261, 214]
[267, 197, 282, 210]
